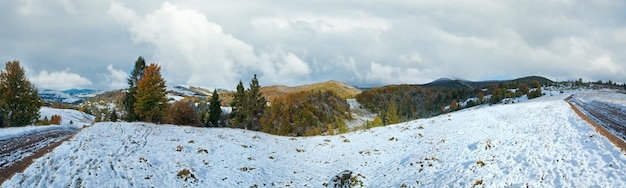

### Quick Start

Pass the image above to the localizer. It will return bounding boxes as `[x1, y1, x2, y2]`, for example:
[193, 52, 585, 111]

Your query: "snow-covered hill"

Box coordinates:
[39, 89, 83, 104]
[38, 89, 103, 104]
[0, 107, 93, 140]
[4, 92, 626, 187]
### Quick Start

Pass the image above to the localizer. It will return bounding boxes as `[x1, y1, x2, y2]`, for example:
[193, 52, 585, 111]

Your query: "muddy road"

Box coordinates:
[0, 126, 78, 182]
[568, 97, 626, 141]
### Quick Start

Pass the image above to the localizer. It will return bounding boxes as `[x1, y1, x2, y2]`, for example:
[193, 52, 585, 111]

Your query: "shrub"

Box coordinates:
[38, 116, 50, 125]
[197, 148, 208, 154]
[328, 170, 365, 188]
[476, 160, 485, 167]
[472, 179, 483, 187]
[177, 168, 197, 182]
[168, 101, 199, 126]
[50, 114, 62, 125]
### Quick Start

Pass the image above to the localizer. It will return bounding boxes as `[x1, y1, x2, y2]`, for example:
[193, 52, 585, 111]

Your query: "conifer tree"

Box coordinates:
[110, 109, 118, 122]
[124, 56, 146, 122]
[0, 60, 43, 127]
[208, 89, 222, 127]
[382, 100, 400, 126]
[134, 64, 168, 123]
[247, 74, 266, 130]
[231, 80, 247, 128]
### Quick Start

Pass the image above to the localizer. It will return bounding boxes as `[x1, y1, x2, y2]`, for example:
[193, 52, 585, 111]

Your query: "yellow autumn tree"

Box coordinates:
[0, 61, 43, 127]
[134, 64, 168, 123]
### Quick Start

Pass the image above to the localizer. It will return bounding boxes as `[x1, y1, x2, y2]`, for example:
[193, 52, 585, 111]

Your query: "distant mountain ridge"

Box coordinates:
[39, 89, 83, 104]
[420, 76, 554, 89]
[38, 88, 103, 104]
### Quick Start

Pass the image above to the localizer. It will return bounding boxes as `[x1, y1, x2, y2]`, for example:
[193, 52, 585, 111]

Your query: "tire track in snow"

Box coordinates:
[566, 95, 626, 152]
[0, 127, 78, 184]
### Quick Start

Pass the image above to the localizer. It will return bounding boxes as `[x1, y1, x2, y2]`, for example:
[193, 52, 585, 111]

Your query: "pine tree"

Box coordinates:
[110, 109, 118, 122]
[134, 64, 168, 123]
[246, 74, 266, 130]
[124, 56, 146, 122]
[208, 89, 222, 127]
[0, 61, 43, 127]
[231, 80, 247, 128]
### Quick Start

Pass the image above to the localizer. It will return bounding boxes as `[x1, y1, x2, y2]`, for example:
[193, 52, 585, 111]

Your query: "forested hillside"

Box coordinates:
[260, 90, 351, 136]
[356, 85, 478, 121]
[357, 76, 554, 124]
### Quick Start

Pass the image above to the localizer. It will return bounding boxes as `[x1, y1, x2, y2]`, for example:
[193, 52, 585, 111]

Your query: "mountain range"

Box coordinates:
[40, 76, 554, 104]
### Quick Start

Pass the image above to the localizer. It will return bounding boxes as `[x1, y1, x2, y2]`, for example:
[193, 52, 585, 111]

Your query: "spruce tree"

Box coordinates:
[247, 74, 266, 130]
[134, 64, 168, 123]
[110, 109, 118, 122]
[124, 56, 146, 122]
[208, 89, 222, 127]
[231, 80, 247, 128]
[0, 61, 43, 127]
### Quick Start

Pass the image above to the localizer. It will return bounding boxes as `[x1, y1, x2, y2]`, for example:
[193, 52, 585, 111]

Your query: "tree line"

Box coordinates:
[118, 57, 351, 137]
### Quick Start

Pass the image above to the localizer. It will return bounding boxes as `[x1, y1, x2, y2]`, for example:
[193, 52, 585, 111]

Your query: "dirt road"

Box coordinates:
[0, 126, 78, 183]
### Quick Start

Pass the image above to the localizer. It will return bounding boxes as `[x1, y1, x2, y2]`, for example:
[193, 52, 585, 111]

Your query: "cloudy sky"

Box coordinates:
[1, 0, 625, 90]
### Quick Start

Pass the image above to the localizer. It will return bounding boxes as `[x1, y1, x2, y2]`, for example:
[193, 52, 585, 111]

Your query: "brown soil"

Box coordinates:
[565, 95, 626, 152]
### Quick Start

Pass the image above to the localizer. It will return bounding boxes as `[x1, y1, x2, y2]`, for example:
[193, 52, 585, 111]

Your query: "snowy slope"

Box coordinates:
[0, 107, 93, 141]
[575, 90, 626, 109]
[5, 93, 626, 187]
[39, 107, 95, 126]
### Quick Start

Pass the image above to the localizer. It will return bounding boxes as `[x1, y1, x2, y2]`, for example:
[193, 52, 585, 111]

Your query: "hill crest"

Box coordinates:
[261, 80, 361, 102]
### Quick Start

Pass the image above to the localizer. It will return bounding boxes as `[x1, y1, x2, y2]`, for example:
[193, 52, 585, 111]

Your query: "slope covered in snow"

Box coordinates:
[0, 107, 93, 141]
[4, 93, 626, 187]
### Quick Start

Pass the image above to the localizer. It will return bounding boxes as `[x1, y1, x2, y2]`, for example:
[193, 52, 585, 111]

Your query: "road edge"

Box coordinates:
[565, 95, 626, 152]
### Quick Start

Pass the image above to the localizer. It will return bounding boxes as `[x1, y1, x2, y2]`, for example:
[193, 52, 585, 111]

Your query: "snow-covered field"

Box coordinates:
[4, 92, 626, 187]
[575, 89, 626, 109]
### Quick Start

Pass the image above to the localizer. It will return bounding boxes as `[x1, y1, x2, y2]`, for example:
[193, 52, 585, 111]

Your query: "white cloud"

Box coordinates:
[7, 0, 626, 89]
[365, 62, 430, 85]
[30, 69, 92, 90]
[59, 0, 76, 14]
[590, 55, 622, 74]
[251, 14, 391, 34]
[98, 64, 127, 90]
[108, 1, 311, 89]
